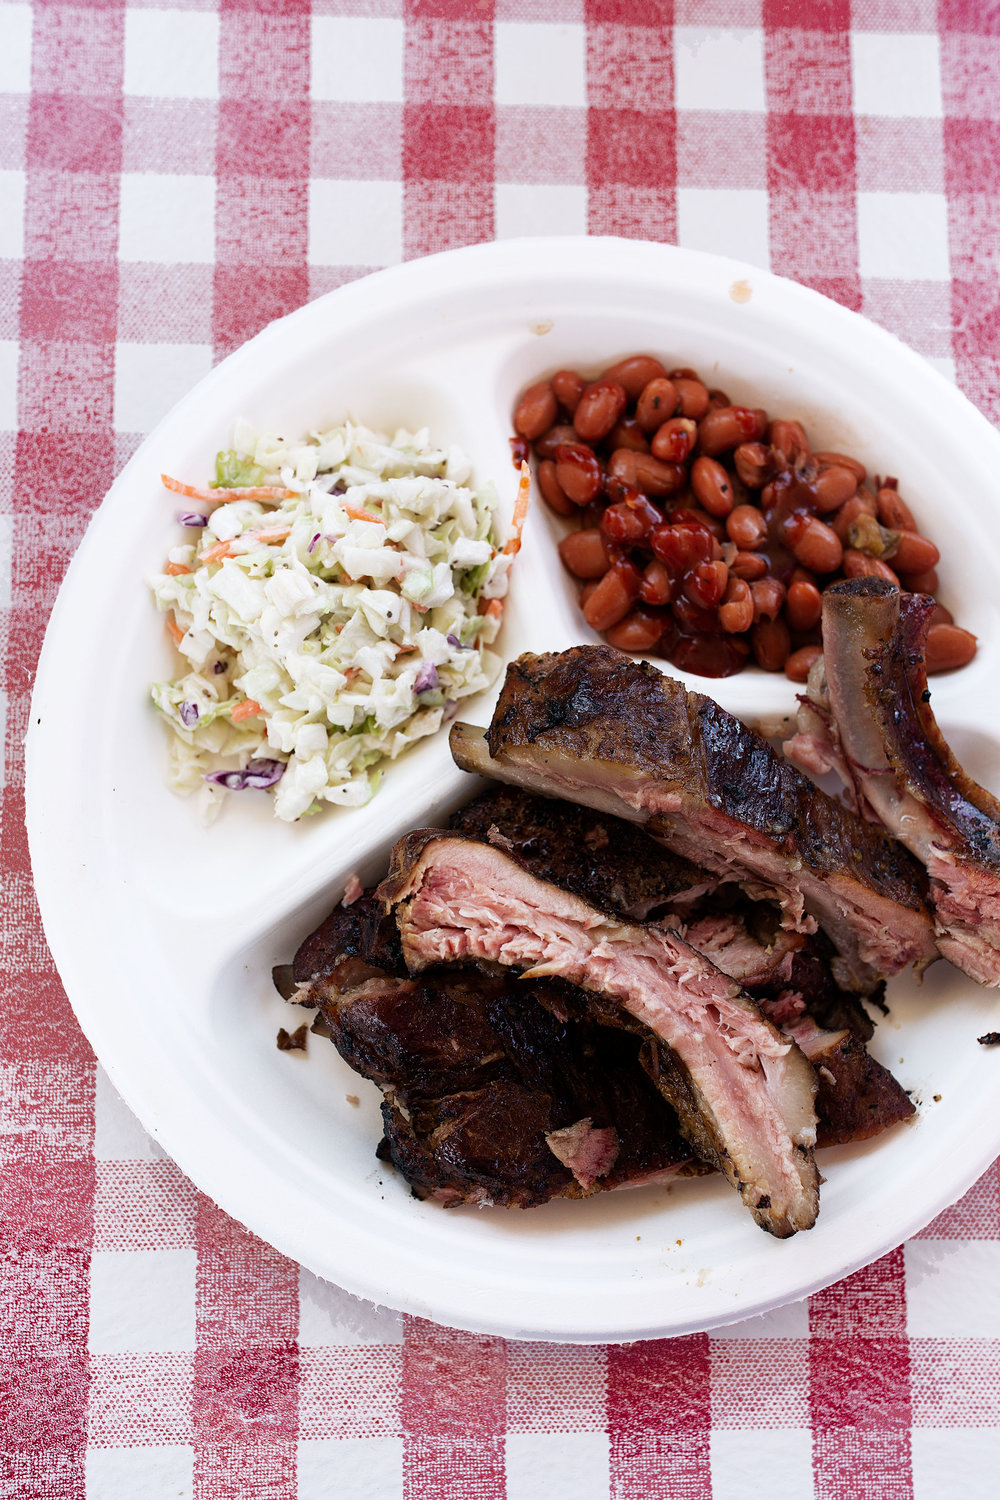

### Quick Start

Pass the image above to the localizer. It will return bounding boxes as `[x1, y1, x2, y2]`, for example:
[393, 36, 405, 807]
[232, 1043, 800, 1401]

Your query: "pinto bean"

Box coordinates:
[690, 456, 735, 517]
[698, 405, 766, 457]
[552, 369, 586, 415]
[730, 550, 768, 581]
[651, 417, 698, 463]
[898, 566, 938, 594]
[812, 452, 866, 483]
[832, 492, 877, 543]
[786, 514, 843, 573]
[751, 615, 791, 672]
[582, 560, 641, 632]
[785, 645, 823, 683]
[672, 377, 711, 420]
[558, 527, 611, 579]
[751, 577, 786, 622]
[607, 417, 650, 453]
[534, 423, 578, 459]
[892, 531, 940, 574]
[719, 576, 753, 634]
[537, 458, 576, 516]
[639, 558, 673, 605]
[877, 486, 917, 531]
[843, 550, 900, 585]
[726, 503, 767, 550]
[767, 419, 809, 463]
[925, 623, 977, 674]
[574, 379, 628, 443]
[785, 579, 823, 632]
[555, 441, 603, 505]
[605, 607, 666, 652]
[608, 448, 687, 497]
[813, 464, 858, 513]
[601, 355, 668, 399]
[514, 381, 558, 441]
[684, 560, 729, 610]
[635, 378, 680, 432]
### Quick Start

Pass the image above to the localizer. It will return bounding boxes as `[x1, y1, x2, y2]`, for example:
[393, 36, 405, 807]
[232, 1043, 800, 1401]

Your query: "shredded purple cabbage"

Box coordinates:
[178, 700, 199, 727]
[178, 511, 208, 528]
[442, 699, 459, 723]
[307, 532, 321, 554]
[213, 660, 227, 675]
[308, 532, 336, 555]
[414, 661, 439, 693]
[446, 633, 472, 651]
[204, 758, 286, 791]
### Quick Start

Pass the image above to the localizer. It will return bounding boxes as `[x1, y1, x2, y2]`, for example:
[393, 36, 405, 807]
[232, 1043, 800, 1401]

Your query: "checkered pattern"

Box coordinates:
[3, 1, 1000, 1495]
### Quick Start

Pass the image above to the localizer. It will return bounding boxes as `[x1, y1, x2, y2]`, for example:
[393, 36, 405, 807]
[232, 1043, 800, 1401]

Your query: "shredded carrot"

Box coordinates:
[341, 503, 382, 524]
[243, 525, 291, 545]
[166, 616, 184, 644]
[484, 597, 504, 622]
[164, 561, 190, 576]
[200, 538, 233, 566]
[161, 474, 297, 504]
[502, 460, 532, 557]
[343, 666, 361, 681]
[231, 698, 263, 722]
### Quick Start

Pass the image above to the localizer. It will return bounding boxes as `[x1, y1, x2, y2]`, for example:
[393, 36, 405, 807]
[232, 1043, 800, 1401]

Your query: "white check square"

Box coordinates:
[712, 1429, 812, 1500]
[311, 17, 404, 104]
[89, 1249, 197, 1353]
[86, 1445, 194, 1500]
[495, 23, 587, 108]
[912, 1429, 1000, 1500]
[0, 171, 26, 260]
[709, 1299, 810, 1340]
[496, 183, 587, 239]
[506, 1433, 610, 1500]
[905, 1241, 1000, 1336]
[299, 1438, 403, 1500]
[119, 174, 215, 264]
[857, 192, 950, 279]
[852, 33, 943, 119]
[0, 5, 32, 94]
[94, 1066, 162, 1161]
[677, 187, 770, 269]
[675, 27, 765, 113]
[298, 1267, 403, 1347]
[123, 10, 220, 100]
[0, 341, 18, 433]
[114, 343, 213, 435]
[309, 179, 402, 266]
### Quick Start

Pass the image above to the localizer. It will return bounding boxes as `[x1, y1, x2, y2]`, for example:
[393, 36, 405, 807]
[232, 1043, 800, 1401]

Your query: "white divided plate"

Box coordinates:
[26, 238, 1000, 1343]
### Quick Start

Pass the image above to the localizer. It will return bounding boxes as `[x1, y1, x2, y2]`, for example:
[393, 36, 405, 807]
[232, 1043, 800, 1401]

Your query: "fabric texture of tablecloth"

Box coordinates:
[3, 2, 1000, 1497]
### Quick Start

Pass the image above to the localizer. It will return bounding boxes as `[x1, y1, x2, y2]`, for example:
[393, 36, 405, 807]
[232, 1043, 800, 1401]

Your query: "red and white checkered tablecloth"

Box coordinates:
[4, 2, 1000, 1496]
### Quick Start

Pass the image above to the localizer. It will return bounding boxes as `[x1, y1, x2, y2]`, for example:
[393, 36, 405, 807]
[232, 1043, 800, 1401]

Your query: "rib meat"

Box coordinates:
[379, 830, 820, 1237]
[450, 645, 937, 992]
[821, 578, 1000, 986]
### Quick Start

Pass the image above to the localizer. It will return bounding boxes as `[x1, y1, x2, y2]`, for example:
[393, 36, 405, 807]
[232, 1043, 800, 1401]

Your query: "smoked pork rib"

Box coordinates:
[450, 645, 936, 993]
[379, 830, 820, 1237]
[822, 579, 1000, 987]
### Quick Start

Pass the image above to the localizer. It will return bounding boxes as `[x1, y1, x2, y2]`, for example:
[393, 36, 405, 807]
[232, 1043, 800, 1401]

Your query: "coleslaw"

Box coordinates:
[149, 419, 515, 821]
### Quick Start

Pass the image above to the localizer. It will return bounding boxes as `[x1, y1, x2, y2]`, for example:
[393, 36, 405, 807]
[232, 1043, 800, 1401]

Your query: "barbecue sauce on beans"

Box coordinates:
[514, 356, 976, 679]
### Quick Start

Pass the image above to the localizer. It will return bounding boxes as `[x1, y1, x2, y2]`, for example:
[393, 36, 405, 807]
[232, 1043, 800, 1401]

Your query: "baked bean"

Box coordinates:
[666, 504, 725, 543]
[555, 442, 603, 505]
[537, 458, 576, 516]
[785, 645, 823, 683]
[673, 377, 711, 420]
[638, 558, 673, 606]
[669, 368, 700, 381]
[892, 531, 940, 574]
[559, 527, 611, 579]
[707, 388, 732, 410]
[608, 449, 687, 497]
[574, 379, 628, 443]
[813, 464, 858, 513]
[635, 378, 679, 432]
[767, 419, 809, 463]
[580, 579, 599, 608]
[751, 577, 786, 622]
[652, 417, 698, 463]
[582, 559, 641, 632]
[650, 521, 714, 573]
[832, 492, 877, 544]
[690, 456, 735, 517]
[719, 577, 754, 634]
[752, 615, 791, 672]
[602, 355, 668, 400]
[601, 492, 663, 544]
[607, 418, 649, 453]
[877, 486, 916, 531]
[898, 566, 938, 595]
[786, 514, 843, 573]
[730, 550, 768, 581]
[925, 623, 977, 674]
[734, 442, 779, 489]
[534, 423, 578, 460]
[514, 381, 558, 441]
[605, 607, 666, 653]
[843, 550, 900, 585]
[786, 579, 823, 632]
[813, 452, 866, 483]
[684, 560, 729, 610]
[928, 601, 954, 628]
[552, 369, 586, 415]
[698, 405, 766, 457]
[726, 503, 767, 550]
